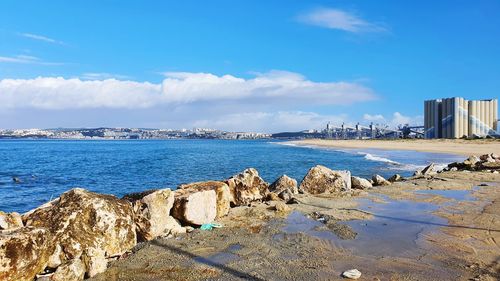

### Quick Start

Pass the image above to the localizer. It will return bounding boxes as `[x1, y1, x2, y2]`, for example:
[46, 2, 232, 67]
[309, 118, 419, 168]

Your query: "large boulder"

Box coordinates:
[225, 168, 269, 206]
[0, 211, 23, 230]
[299, 165, 349, 194]
[23, 188, 136, 270]
[0, 227, 54, 281]
[388, 174, 403, 182]
[178, 181, 231, 218]
[123, 188, 176, 241]
[172, 189, 217, 226]
[269, 175, 298, 195]
[372, 174, 391, 186]
[82, 247, 107, 278]
[351, 176, 373, 190]
[50, 258, 85, 281]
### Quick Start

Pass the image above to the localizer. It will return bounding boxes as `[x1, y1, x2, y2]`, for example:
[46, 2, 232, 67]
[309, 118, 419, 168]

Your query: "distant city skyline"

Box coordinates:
[1, 0, 499, 132]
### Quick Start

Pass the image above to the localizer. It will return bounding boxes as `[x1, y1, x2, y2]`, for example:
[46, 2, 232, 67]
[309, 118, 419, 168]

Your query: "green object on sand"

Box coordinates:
[200, 223, 223, 230]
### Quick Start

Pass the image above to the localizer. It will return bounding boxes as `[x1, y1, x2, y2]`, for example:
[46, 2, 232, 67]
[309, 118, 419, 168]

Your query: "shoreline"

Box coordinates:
[288, 138, 500, 156]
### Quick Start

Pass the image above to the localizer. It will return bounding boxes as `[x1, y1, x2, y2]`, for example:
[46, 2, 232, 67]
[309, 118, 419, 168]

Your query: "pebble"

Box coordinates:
[342, 269, 361, 279]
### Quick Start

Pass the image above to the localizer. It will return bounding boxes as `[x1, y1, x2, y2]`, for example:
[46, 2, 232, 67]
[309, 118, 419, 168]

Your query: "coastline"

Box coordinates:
[288, 138, 500, 156]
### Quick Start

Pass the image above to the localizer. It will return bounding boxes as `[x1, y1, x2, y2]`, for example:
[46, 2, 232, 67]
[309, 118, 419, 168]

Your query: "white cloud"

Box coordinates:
[363, 112, 423, 127]
[0, 71, 376, 110]
[363, 113, 385, 121]
[20, 33, 66, 45]
[298, 8, 387, 33]
[0, 54, 63, 65]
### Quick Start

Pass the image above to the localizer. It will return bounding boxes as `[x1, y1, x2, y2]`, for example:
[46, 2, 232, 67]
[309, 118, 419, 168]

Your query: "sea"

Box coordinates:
[0, 139, 463, 213]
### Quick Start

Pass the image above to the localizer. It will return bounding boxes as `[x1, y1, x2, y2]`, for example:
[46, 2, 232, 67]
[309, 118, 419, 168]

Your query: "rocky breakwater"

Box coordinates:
[445, 153, 500, 172]
[0, 160, 445, 281]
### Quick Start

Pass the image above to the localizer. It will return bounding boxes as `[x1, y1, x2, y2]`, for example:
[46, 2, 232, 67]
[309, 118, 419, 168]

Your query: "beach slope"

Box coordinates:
[288, 139, 500, 156]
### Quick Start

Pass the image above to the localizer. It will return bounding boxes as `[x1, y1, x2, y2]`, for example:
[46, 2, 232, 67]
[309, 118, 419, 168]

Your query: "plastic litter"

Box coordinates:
[200, 223, 223, 231]
[342, 269, 361, 279]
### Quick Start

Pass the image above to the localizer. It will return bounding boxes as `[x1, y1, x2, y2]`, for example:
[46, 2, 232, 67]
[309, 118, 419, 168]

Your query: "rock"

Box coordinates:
[342, 269, 362, 279]
[47, 244, 64, 269]
[0, 227, 54, 281]
[51, 258, 85, 281]
[491, 153, 500, 160]
[265, 192, 281, 201]
[299, 165, 349, 194]
[82, 248, 107, 278]
[225, 168, 269, 206]
[388, 174, 403, 182]
[24, 188, 136, 265]
[464, 155, 481, 168]
[12, 177, 21, 183]
[164, 216, 186, 235]
[337, 170, 352, 190]
[274, 202, 290, 213]
[371, 174, 391, 186]
[172, 189, 217, 226]
[0, 211, 23, 230]
[178, 181, 231, 218]
[350, 176, 372, 190]
[450, 167, 458, 172]
[480, 161, 500, 170]
[269, 175, 298, 194]
[278, 189, 294, 201]
[124, 188, 175, 241]
[421, 163, 436, 176]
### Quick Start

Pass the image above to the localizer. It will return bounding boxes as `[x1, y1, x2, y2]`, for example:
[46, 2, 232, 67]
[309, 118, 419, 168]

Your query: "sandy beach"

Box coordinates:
[288, 139, 500, 156]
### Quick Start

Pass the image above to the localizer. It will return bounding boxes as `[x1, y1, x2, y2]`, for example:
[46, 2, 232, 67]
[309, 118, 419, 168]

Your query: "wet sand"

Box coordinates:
[288, 139, 500, 156]
[92, 171, 500, 281]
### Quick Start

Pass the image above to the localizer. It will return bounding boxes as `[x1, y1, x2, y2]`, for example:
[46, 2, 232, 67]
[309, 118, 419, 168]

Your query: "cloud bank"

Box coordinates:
[0, 71, 376, 110]
[298, 8, 387, 33]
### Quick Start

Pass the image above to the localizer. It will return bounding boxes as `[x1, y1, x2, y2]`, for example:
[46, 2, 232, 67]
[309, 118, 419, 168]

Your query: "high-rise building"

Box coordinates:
[424, 97, 498, 139]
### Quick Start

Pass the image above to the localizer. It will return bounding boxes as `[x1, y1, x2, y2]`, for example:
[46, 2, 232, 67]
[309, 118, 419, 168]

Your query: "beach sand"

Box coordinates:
[289, 139, 500, 156]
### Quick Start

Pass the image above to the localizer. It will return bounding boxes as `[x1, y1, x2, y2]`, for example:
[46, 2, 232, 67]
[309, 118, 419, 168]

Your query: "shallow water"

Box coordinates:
[415, 189, 475, 201]
[282, 190, 471, 258]
[0, 139, 463, 213]
[193, 244, 242, 266]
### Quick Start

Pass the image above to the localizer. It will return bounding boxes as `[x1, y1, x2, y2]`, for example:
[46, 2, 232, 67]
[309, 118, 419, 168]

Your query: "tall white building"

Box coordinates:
[424, 97, 498, 139]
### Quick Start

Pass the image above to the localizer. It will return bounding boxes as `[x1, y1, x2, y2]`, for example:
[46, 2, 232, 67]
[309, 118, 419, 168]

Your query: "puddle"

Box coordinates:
[282, 190, 475, 258]
[415, 189, 476, 201]
[193, 244, 241, 266]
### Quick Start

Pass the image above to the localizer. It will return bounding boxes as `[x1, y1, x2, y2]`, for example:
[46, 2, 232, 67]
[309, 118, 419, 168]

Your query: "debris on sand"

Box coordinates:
[342, 269, 362, 279]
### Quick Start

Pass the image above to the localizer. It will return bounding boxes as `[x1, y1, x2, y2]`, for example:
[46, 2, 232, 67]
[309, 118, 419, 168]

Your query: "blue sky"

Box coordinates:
[0, 0, 499, 132]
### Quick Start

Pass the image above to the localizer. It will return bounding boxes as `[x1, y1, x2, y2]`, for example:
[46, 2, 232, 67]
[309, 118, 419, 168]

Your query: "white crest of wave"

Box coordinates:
[362, 153, 400, 165]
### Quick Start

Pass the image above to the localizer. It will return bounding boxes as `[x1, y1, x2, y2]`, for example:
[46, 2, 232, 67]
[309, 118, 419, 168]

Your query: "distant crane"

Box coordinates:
[397, 124, 424, 138]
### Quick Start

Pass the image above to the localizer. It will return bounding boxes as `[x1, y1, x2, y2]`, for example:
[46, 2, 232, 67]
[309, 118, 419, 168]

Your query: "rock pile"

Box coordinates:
[446, 154, 500, 172]
[299, 165, 351, 194]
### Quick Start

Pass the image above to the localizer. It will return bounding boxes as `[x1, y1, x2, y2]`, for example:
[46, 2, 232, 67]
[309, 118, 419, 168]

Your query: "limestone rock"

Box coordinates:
[278, 189, 294, 202]
[265, 192, 281, 201]
[51, 258, 85, 281]
[274, 202, 290, 213]
[172, 189, 217, 226]
[164, 216, 186, 235]
[225, 168, 269, 206]
[351, 176, 373, 190]
[82, 247, 107, 278]
[0, 211, 23, 230]
[0, 227, 53, 281]
[421, 163, 436, 175]
[481, 161, 500, 170]
[24, 188, 136, 263]
[269, 175, 298, 195]
[299, 165, 348, 194]
[372, 174, 391, 186]
[124, 188, 175, 241]
[388, 174, 403, 182]
[178, 181, 231, 218]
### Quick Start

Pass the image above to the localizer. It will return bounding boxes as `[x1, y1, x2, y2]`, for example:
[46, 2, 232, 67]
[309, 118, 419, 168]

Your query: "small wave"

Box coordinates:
[362, 153, 400, 165]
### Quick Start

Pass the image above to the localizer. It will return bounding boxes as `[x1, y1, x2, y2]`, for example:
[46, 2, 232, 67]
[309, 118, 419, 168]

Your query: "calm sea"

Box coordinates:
[0, 139, 463, 213]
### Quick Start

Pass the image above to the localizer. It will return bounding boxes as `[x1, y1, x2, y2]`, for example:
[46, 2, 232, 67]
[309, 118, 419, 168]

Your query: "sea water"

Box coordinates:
[0, 139, 463, 213]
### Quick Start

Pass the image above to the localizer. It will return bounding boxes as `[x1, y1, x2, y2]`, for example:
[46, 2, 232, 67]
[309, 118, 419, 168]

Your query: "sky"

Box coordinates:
[0, 0, 499, 132]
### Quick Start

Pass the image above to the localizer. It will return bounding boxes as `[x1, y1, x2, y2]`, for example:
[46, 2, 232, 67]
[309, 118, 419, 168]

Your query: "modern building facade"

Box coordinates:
[424, 97, 498, 139]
